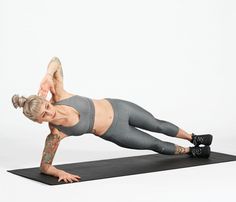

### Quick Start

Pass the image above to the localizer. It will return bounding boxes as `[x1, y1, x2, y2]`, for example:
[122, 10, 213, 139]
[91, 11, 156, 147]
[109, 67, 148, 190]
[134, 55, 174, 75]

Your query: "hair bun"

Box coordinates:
[12, 94, 27, 109]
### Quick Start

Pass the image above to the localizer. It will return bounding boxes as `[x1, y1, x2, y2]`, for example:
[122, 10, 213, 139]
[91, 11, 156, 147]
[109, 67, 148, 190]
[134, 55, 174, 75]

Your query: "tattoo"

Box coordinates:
[41, 133, 61, 165]
[175, 145, 186, 155]
[49, 57, 63, 78]
[51, 57, 61, 65]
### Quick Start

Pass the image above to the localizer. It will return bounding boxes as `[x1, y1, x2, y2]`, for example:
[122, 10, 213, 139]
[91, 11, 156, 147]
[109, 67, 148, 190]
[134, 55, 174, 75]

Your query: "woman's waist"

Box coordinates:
[91, 98, 115, 135]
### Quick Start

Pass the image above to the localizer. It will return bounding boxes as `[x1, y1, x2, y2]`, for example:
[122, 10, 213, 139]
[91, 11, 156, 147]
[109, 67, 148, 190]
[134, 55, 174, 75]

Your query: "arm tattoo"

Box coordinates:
[50, 57, 61, 65]
[175, 145, 186, 155]
[41, 133, 61, 165]
[49, 57, 63, 78]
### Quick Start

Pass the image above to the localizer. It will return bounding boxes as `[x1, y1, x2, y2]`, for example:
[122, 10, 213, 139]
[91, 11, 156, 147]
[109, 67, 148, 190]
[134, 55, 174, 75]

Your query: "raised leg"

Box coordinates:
[176, 128, 193, 141]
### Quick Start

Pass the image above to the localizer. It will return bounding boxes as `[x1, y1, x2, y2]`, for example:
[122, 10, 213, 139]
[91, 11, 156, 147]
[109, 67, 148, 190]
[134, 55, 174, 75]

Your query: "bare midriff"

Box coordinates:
[91, 99, 114, 136]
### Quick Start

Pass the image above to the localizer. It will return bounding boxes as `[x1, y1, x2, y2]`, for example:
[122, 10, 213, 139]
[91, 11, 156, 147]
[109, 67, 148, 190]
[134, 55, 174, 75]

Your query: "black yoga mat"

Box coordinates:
[8, 151, 236, 185]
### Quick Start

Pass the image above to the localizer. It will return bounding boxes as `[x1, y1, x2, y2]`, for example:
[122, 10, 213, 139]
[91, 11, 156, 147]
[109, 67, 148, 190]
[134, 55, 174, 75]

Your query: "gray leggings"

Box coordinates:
[100, 98, 179, 155]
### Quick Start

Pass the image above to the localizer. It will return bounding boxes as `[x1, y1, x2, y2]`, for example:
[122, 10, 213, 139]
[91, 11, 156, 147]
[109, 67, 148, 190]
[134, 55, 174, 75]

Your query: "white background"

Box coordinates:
[0, 0, 236, 201]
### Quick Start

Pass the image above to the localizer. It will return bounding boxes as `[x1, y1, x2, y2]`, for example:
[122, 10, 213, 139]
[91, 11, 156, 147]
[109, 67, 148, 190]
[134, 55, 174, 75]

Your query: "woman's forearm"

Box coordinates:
[40, 133, 63, 177]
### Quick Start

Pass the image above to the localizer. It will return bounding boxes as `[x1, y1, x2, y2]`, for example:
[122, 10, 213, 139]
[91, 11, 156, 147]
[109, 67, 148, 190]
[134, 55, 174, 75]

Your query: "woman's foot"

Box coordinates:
[190, 133, 213, 146]
[189, 146, 211, 158]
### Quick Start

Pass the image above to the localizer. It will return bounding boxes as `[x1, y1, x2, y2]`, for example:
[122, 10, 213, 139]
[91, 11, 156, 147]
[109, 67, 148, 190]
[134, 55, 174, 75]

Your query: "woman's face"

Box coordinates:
[37, 100, 56, 123]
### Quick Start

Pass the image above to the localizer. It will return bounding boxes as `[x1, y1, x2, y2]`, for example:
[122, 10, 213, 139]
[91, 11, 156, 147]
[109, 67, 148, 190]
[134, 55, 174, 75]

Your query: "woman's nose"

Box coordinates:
[46, 110, 53, 116]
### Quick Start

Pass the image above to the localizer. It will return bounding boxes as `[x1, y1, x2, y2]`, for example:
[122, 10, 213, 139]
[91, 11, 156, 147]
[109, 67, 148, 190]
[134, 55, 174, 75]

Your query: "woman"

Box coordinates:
[12, 57, 213, 183]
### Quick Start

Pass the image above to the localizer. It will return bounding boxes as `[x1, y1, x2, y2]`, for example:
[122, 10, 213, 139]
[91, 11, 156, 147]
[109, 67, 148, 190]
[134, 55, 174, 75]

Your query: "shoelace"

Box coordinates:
[196, 136, 204, 143]
[193, 135, 204, 145]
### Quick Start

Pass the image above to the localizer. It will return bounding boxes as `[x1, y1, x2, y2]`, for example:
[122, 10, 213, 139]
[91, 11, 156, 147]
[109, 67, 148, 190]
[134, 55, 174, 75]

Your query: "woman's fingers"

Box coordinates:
[38, 89, 48, 98]
[58, 173, 81, 183]
[71, 176, 79, 182]
[67, 175, 73, 183]
[64, 177, 78, 183]
[58, 177, 81, 183]
[67, 175, 80, 183]
[74, 175, 81, 180]
[38, 84, 48, 97]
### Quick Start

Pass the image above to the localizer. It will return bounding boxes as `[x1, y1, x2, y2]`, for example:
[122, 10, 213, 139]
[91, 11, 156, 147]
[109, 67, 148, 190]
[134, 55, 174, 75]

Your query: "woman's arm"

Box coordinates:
[38, 57, 72, 100]
[39, 131, 63, 176]
[40, 127, 81, 183]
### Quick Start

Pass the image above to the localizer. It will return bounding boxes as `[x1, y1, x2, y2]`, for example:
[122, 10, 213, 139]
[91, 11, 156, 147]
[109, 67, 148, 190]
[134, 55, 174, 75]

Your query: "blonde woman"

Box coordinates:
[12, 57, 213, 183]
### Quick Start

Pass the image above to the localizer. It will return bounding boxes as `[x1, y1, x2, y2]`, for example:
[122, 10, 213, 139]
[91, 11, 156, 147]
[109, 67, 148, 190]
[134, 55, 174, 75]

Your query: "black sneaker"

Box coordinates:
[189, 146, 211, 158]
[190, 133, 213, 146]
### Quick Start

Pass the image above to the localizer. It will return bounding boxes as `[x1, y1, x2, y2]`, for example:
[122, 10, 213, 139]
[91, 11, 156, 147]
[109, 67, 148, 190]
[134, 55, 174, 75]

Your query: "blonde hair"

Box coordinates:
[12, 94, 45, 122]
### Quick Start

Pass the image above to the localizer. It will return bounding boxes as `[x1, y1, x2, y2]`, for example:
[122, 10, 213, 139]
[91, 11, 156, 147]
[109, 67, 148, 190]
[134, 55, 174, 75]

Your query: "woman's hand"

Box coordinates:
[57, 170, 81, 183]
[38, 74, 56, 98]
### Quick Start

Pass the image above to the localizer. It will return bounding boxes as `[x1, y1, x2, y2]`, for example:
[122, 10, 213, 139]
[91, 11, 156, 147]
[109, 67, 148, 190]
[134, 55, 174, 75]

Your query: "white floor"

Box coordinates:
[1, 135, 236, 202]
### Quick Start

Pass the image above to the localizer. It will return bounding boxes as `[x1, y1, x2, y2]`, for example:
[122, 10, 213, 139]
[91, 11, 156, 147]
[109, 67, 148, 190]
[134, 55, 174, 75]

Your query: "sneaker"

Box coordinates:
[189, 146, 211, 158]
[190, 133, 213, 146]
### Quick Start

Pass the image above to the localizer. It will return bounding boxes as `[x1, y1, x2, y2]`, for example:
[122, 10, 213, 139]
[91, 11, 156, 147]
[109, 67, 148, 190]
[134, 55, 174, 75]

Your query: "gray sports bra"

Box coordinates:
[50, 95, 95, 136]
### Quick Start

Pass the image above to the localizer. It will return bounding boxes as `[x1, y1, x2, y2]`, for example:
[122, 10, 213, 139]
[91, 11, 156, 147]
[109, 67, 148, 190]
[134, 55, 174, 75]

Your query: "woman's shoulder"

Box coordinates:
[48, 123, 68, 139]
[51, 92, 75, 103]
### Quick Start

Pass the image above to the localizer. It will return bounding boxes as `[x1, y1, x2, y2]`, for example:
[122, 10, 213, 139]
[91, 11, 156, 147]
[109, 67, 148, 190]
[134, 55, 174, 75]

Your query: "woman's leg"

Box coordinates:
[101, 98, 210, 158]
[105, 125, 189, 155]
[176, 128, 192, 141]
[125, 100, 192, 141]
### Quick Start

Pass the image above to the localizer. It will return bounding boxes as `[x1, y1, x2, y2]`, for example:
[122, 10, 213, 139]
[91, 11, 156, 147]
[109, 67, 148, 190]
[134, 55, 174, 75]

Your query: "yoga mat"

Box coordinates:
[8, 151, 236, 185]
